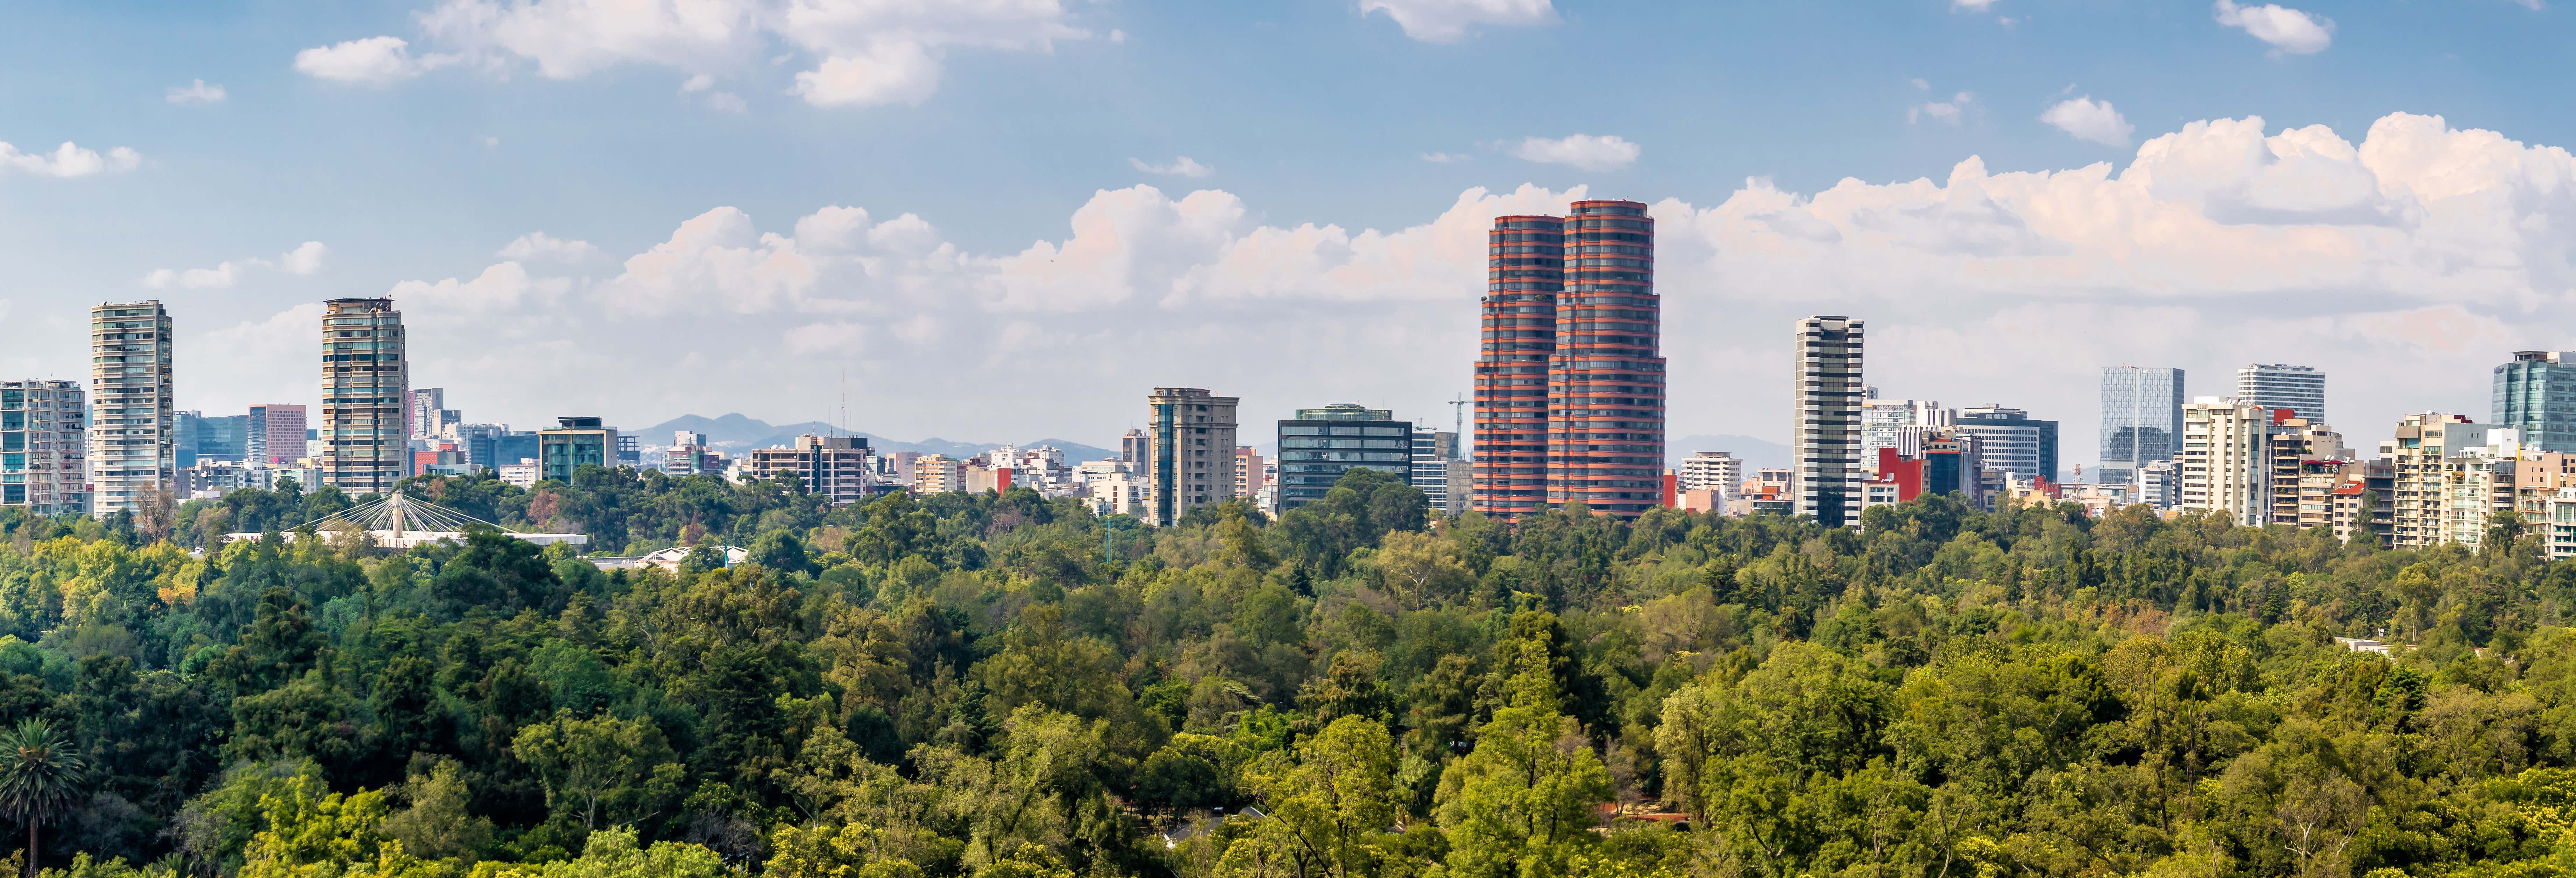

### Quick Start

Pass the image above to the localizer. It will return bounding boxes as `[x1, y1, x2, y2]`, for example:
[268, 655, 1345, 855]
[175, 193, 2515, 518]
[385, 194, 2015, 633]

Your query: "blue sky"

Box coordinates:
[2, 0, 2572, 469]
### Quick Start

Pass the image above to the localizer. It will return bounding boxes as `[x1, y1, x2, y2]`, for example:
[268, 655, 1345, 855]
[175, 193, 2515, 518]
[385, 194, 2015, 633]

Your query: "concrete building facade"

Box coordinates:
[89, 301, 175, 514]
[319, 299, 408, 494]
[1, 380, 86, 515]
[1147, 388, 1239, 527]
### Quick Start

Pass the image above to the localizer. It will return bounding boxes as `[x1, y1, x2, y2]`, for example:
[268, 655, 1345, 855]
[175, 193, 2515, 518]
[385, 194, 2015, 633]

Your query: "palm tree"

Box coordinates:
[0, 720, 84, 877]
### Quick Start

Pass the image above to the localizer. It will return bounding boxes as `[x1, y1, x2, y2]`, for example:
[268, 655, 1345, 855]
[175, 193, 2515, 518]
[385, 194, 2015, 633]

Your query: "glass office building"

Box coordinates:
[2496, 351, 2576, 453]
[1277, 403, 1411, 512]
[2099, 366, 2185, 485]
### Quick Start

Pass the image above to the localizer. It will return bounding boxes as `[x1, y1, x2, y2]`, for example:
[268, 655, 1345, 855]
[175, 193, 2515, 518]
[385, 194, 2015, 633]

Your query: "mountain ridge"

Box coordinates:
[638, 414, 1117, 463]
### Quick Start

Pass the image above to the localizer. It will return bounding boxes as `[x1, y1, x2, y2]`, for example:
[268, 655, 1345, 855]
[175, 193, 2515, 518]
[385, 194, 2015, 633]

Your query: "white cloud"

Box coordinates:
[1421, 152, 1472, 163]
[2213, 0, 2334, 55]
[1510, 134, 1640, 172]
[790, 40, 941, 107]
[481, 135, 501, 147]
[1359, 0, 1557, 42]
[299, 0, 1087, 108]
[0, 141, 141, 178]
[391, 261, 571, 314]
[166, 79, 227, 104]
[1910, 78, 1930, 90]
[281, 242, 329, 275]
[498, 231, 602, 263]
[2041, 96, 2134, 147]
[2508, 0, 2544, 9]
[141, 241, 329, 289]
[708, 91, 748, 113]
[1910, 92, 1975, 125]
[1952, 0, 2001, 10]
[294, 36, 459, 83]
[1129, 156, 1214, 178]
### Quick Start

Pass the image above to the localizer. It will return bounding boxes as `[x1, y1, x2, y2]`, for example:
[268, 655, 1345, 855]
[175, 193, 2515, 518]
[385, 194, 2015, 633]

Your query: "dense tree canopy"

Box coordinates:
[4, 470, 2576, 878]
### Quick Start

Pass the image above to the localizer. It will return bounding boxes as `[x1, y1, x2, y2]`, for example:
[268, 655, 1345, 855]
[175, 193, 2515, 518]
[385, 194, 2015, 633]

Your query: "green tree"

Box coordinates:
[511, 714, 682, 830]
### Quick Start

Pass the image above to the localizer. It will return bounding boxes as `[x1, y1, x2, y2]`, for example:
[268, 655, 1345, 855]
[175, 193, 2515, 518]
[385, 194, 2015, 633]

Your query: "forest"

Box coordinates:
[2, 462, 2575, 878]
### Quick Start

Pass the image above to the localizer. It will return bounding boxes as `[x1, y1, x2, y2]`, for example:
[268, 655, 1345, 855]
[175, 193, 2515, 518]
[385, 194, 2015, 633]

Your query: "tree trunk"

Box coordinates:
[25, 822, 35, 878]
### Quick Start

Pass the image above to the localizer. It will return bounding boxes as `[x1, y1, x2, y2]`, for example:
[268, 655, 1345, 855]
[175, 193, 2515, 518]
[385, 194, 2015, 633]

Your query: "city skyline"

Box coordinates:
[4, 3, 2574, 469]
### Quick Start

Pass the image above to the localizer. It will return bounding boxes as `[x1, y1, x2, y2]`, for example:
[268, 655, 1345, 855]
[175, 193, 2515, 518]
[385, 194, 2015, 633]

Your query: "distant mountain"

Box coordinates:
[1668, 434, 1792, 472]
[638, 414, 1116, 463]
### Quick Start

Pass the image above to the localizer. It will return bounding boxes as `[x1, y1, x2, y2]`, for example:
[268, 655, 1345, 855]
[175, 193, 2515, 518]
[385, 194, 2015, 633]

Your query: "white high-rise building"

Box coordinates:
[2389, 413, 2492, 549]
[1861, 394, 1949, 470]
[1794, 316, 1865, 528]
[2237, 364, 2325, 423]
[1678, 451, 1742, 495]
[2178, 398, 2275, 527]
[88, 301, 175, 515]
[320, 299, 410, 494]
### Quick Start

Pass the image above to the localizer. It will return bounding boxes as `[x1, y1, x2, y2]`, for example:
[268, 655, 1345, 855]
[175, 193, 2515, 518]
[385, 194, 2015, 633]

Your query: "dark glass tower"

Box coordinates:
[2099, 366, 2184, 485]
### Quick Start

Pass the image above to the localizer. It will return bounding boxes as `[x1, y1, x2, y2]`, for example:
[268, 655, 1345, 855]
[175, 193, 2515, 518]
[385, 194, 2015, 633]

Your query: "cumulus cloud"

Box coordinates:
[172, 111, 2576, 479]
[1358, 0, 1558, 42]
[166, 79, 226, 103]
[2213, 0, 2334, 55]
[1129, 156, 1213, 178]
[1510, 134, 1640, 172]
[1952, 0, 2001, 10]
[294, 36, 459, 83]
[0, 141, 141, 178]
[2041, 96, 2135, 146]
[498, 232, 602, 263]
[299, 0, 1087, 108]
[142, 241, 329, 289]
[1421, 152, 1472, 163]
[1910, 92, 1976, 124]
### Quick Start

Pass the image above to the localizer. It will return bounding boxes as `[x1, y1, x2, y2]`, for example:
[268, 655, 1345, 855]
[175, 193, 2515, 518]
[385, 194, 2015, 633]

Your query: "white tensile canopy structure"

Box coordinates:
[222, 491, 587, 550]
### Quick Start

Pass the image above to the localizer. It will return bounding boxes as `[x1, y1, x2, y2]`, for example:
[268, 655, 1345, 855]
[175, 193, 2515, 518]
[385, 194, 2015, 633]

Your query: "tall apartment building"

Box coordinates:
[1, 380, 87, 515]
[1471, 200, 1664, 519]
[2266, 417, 2346, 527]
[318, 299, 408, 494]
[1120, 429, 1148, 465]
[2237, 364, 2325, 423]
[1678, 451, 1743, 495]
[1277, 403, 1410, 512]
[88, 301, 175, 514]
[2178, 398, 2277, 527]
[248, 404, 309, 465]
[746, 435, 873, 506]
[1954, 405, 2059, 482]
[2388, 413, 2490, 549]
[1793, 316, 1865, 527]
[2496, 351, 2576, 453]
[1545, 200, 1664, 516]
[1147, 388, 1238, 527]
[2100, 366, 2184, 486]
[1861, 394, 1950, 471]
[1472, 213, 1560, 521]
